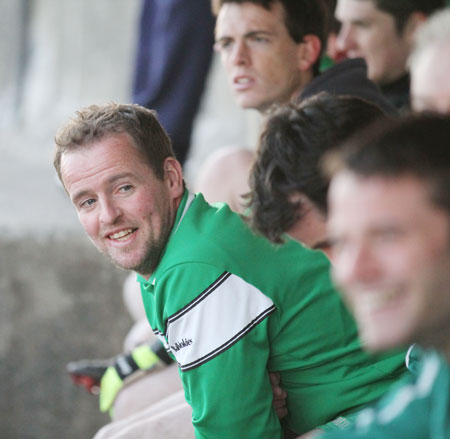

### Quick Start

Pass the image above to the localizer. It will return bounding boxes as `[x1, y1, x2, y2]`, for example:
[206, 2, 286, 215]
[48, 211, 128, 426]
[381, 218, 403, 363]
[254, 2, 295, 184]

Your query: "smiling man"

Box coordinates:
[316, 114, 450, 438]
[60, 131, 180, 275]
[55, 103, 407, 439]
[334, 0, 445, 110]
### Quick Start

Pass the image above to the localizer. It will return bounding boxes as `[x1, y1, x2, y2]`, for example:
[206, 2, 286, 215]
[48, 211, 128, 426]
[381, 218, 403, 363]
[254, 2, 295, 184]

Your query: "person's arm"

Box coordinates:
[270, 372, 288, 419]
[155, 263, 283, 439]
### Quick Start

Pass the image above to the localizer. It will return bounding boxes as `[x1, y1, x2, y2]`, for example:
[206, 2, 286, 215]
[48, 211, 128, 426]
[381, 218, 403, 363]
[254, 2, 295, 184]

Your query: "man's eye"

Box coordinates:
[375, 229, 403, 243]
[119, 184, 132, 193]
[80, 198, 96, 208]
[354, 21, 370, 29]
[251, 36, 268, 43]
[215, 39, 232, 51]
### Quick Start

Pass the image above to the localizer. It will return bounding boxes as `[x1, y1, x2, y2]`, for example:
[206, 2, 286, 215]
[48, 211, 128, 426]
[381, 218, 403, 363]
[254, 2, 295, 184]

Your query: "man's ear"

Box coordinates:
[298, 34, 322, 71]
[163, 157, 184, 197]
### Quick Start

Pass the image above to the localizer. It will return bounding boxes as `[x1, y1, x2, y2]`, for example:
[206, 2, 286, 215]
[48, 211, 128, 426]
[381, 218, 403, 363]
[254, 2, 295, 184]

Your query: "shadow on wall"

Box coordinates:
[0, 234, 132, 439]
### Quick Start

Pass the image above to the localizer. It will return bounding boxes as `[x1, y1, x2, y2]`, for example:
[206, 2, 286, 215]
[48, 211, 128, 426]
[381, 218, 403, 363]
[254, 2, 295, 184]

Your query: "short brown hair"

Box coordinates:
[364, 0, 445, 33]
[324, 114, 450, 215]
[54, 103, 174, 184]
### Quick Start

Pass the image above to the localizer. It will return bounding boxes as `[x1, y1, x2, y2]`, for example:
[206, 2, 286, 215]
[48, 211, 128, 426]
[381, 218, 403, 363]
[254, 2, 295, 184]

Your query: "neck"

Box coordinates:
[260, 71, 314, 115]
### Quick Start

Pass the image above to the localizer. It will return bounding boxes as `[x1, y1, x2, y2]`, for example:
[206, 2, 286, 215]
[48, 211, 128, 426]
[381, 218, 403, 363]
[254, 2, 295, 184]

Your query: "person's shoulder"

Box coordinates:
[300, 58, 397, 115]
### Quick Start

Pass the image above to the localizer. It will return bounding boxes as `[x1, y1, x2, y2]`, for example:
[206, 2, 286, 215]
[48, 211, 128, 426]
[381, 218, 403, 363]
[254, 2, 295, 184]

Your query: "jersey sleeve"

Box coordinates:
[154, 262, 283, 439]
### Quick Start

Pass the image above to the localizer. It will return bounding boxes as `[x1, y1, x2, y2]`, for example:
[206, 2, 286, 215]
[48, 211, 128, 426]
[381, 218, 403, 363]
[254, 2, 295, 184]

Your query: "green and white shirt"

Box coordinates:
[138, 191, 406, 439]
[318, 349, 450, 439]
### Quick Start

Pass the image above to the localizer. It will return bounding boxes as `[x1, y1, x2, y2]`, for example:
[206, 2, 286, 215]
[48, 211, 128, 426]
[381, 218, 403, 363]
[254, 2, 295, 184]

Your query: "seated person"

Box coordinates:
[317, 113, 450, 438]
[247, 92, 391, 256]
[196, 0, 394, 213]
[334, 0, 445, 111]
[409, 8, 450, 115]
[56, 102, 406, 438]
[246, 93, 404, 437]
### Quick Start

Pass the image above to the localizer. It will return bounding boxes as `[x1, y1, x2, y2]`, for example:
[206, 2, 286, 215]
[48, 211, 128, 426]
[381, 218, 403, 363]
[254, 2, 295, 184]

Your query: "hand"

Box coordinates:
[270, 372, 288, 419]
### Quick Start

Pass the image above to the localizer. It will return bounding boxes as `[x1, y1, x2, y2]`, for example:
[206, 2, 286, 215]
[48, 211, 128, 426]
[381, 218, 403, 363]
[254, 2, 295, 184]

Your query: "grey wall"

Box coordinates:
[0, 0, 140, 150]
[0, 0, 140, 437]
[1, 235, 131, 439]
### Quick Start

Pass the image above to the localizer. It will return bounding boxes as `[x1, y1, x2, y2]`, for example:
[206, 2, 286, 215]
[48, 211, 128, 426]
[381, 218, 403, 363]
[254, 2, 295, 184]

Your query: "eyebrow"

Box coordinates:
[350, 16, 374, 26]
[215, 29, 275, 42]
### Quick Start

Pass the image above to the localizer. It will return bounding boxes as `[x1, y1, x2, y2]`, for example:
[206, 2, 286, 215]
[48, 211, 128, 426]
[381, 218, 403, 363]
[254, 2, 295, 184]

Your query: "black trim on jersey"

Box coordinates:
[164, 271, 231, 336]
[152, 329, 172, 354]
[179, 304, 276, 372]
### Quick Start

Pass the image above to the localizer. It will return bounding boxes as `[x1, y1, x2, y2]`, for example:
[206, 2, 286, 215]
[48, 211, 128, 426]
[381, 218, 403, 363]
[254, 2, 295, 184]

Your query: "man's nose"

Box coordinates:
[334, 242, 380, 290]
[231, 40, 250, 66]
[99, 200, 123, 225]
[335, 24, 355, 54]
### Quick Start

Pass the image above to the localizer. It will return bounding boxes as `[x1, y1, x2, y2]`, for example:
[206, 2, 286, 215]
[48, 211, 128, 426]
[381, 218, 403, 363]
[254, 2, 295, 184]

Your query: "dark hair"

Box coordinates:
[324, 0, 341, 34]
[212, 0, 328, 75]
[324, 114, 450, 215]
[247, 93, 388, 243]
[54, 103, 175, 185]
[371, 0, 445, 33]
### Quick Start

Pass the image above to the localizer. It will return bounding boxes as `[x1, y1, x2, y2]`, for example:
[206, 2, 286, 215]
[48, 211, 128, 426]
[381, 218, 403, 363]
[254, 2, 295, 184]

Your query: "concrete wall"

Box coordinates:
[0, 0, 140, 150]
[0, 1, 139, 437]
[0, 234, 131, 438]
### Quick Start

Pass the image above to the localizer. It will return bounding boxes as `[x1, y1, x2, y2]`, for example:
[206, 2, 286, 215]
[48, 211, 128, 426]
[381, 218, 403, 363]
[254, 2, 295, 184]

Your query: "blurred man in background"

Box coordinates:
[409, 8, 450, 114]
[334, 0, 445, 110]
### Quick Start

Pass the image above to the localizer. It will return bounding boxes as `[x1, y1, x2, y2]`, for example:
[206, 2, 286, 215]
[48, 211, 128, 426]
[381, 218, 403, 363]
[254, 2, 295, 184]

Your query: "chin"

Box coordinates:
[361, 325, 412, 353]
[235, 94, 267, 111]
[237, 98, 259, 110]
[108, 254, 144, 272]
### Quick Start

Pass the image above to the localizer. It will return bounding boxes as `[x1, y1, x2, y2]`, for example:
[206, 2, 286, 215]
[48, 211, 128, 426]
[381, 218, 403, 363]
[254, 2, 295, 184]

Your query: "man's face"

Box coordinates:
[215, 2, 307, 112]
[328, 172, 450, 352]
[61, 133, 183, 277]
[411, 45, 450, 115]
[335, 0, 412, 85]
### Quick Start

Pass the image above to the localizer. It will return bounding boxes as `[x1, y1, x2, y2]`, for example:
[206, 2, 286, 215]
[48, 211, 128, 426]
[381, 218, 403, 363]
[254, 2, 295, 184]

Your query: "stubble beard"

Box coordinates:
[103, 210, 175, 277]
[131, 217, 173, 277]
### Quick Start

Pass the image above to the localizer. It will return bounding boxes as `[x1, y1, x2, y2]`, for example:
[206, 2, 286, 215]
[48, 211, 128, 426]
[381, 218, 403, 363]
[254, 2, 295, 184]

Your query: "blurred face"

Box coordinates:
[335, 0, 412, 85]
[61, 133, 184, 278]
[411, 45, 450, 115]
[215, 2, 308, 112]
[328, 172, 450, 352]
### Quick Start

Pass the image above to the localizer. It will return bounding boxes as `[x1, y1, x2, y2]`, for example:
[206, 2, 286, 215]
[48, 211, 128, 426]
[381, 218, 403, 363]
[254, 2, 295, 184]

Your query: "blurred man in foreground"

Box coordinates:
[318, 114, 450, 438]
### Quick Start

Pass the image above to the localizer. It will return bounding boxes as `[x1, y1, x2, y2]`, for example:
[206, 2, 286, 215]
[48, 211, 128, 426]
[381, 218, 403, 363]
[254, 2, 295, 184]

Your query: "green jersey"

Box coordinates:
[318, 350, 450, 439]
[138, 191, 406, 439]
